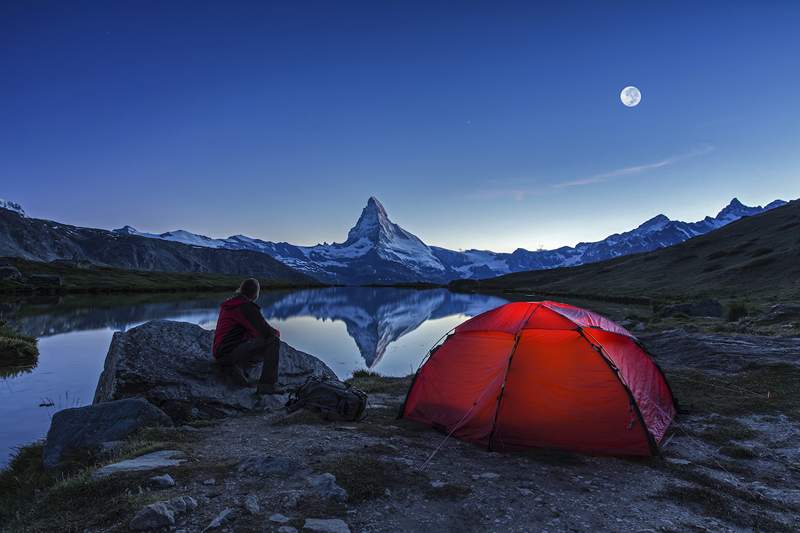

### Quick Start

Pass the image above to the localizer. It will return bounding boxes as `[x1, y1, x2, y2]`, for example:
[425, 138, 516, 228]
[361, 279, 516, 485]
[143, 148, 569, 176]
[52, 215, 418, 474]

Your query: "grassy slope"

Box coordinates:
[0, 256, 325, 294]
[451, 199, 800, 302]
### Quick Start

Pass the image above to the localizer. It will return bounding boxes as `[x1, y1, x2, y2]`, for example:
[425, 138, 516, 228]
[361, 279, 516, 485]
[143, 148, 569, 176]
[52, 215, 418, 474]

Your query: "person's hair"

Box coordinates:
[237, 278, 260, 301]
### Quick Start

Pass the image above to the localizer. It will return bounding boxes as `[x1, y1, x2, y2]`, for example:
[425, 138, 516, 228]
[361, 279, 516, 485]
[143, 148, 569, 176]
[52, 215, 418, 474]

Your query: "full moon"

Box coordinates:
[620, 86, 641, 107]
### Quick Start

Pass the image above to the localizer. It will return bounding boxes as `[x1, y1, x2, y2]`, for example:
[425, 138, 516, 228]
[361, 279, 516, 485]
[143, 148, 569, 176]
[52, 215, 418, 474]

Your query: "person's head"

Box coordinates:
[237, 278, 260, 301]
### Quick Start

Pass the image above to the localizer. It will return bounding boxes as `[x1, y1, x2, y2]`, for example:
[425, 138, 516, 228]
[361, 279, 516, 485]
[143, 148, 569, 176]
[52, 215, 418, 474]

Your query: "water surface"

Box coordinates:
[0, 287, 508, 465]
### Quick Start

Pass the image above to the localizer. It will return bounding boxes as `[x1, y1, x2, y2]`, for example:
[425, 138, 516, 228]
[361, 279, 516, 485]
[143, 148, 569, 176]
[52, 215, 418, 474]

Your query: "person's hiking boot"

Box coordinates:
[225, 366, 253, 387]
[256, 383, 287, 395]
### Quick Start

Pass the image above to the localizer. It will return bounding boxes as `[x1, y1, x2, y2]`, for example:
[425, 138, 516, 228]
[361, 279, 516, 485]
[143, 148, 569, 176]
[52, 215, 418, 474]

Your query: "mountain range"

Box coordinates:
[0, 203, 314, 285]
[112, 196, 786, 284]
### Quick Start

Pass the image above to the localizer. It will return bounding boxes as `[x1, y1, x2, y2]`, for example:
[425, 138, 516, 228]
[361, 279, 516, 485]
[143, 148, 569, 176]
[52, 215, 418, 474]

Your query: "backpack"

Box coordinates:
[285, 375, 368, 422]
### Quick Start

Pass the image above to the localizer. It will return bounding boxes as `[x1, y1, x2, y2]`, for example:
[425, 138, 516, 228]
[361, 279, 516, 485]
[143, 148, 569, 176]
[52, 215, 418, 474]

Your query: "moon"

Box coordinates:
[620, 86, 641, 107]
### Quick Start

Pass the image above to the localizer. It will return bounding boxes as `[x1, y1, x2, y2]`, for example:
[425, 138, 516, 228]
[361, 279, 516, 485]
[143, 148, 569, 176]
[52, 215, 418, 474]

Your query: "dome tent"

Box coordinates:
[401, 301, 676, 456]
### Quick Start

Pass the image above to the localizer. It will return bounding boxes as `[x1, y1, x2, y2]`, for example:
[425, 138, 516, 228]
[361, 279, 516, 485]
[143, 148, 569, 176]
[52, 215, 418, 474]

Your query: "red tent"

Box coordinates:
[401, 301, 676, 456]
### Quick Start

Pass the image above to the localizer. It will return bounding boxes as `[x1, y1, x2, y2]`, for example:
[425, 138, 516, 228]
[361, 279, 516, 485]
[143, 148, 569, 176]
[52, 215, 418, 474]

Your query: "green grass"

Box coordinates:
[0, 320, 39, 378]
[0, 256, 323, 295]
[666, 364, 800, 420]
[346, 370, 413, 395]
[315, 455, 428, 503]
[0, 426, 194, 530]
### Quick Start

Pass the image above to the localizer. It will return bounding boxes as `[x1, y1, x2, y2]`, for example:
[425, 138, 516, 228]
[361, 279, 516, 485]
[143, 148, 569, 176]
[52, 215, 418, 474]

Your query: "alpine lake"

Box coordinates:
[0, 287, 510, 465]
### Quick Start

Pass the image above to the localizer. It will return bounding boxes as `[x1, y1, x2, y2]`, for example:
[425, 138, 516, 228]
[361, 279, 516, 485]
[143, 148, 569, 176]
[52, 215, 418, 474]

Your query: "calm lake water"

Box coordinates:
[0, 287, 508, 466]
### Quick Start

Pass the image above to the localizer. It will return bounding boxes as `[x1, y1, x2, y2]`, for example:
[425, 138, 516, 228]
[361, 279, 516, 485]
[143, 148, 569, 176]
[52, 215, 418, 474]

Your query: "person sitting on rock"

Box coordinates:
[212, 278, 284, 394]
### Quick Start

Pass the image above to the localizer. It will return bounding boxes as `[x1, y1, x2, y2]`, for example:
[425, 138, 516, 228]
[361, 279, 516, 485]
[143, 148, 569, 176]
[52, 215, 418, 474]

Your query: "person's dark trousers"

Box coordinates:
[216, 335, 280, 386]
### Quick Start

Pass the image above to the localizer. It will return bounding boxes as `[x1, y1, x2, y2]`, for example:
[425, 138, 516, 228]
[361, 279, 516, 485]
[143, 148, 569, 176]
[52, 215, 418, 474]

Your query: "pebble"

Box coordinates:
[270, 513, 291, 524]
[278, 527, 298, 533]
[203, 478, 216, 486]
[202, 508, 236, 531]
[303, 518, 351, 533]
[243, 494, 260, 515]
[149, 473, 176, 489]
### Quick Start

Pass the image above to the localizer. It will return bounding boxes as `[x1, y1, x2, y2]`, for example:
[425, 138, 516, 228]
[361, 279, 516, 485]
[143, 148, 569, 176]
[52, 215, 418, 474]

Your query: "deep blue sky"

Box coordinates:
[2, 1, 799, 252]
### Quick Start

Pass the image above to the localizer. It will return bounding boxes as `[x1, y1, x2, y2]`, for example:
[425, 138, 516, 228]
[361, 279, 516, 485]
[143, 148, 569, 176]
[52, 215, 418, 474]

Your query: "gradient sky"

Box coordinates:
[2, 1, 799, 252]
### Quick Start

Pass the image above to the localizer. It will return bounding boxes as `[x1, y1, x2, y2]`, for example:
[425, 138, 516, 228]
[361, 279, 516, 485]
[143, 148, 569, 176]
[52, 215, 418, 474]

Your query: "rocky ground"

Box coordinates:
[2, 321, 800, 533]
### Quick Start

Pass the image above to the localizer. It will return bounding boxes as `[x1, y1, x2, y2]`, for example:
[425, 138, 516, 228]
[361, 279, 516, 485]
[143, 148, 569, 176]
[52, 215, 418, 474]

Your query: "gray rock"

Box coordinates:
[129, 496, 197, 531]
[93, 450, 186, 478]
[168, 495, 198, 513]
[93, 320, 337, 422]
[242, 493, 260, 515]
[639, 329, 800, 372]
[278, 527, 299, 533]
[0, 266, 22, 281]
[43, 398, 172, 469]
[129, 501, 175, 530]
[149, 473, 176, 488]
[307, 473, 348, 502]
[303, 518, 351, 533]
[270, 513, 291, 524]
[202, 508, 236, 531]
[238, 455, 308, 478]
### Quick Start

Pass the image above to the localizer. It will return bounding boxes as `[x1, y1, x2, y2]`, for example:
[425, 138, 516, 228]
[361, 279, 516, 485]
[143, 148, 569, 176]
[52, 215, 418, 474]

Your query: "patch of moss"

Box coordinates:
[346, 370, 413, 395]
[667, 364, 800, 420]
[0, 320, 39, 378]
[315, 455, 428, 503]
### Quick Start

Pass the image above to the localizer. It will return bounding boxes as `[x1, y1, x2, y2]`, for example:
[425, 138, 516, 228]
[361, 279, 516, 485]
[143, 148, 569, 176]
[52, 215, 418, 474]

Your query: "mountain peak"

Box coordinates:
[347, 197, 392, 243]
[637, 214, 671, 232]
[727, 197, 744, 208]
[114, 225, 139, 234]
[0, 198, 25, 217]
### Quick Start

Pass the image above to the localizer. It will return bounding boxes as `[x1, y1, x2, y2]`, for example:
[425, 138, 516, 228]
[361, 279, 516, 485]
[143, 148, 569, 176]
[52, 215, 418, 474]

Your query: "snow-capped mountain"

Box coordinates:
[112, 196, 787, 284]
[0, 199, 25, 217]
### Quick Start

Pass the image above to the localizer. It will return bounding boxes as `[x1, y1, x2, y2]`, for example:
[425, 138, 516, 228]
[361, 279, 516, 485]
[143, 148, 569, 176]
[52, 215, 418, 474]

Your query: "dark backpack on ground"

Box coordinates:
[285, 375, 368, 422]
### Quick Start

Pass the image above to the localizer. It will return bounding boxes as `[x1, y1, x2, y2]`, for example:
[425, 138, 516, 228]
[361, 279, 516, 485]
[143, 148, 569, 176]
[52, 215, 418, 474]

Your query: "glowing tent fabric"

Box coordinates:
[401, 301, 676, 456]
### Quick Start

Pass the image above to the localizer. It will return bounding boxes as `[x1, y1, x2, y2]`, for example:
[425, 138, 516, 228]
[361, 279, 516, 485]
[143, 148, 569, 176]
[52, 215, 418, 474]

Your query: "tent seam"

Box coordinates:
[578, 327, 659, 455]
[486, 303, 541, 451]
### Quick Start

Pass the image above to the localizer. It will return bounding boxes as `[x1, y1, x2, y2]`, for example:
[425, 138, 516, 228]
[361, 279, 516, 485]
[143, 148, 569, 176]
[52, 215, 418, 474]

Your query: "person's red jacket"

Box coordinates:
[212, 296, 279, 358]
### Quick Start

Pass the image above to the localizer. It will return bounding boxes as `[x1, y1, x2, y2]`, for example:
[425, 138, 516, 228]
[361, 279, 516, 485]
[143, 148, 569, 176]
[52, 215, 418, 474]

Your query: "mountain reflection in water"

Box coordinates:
[3, 288, 508, 370]
[0, 288, 509, 466]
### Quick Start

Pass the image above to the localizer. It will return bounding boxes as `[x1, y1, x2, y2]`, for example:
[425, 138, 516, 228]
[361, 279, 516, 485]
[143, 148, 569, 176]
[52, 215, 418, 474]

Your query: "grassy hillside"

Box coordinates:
[451, 199, 800, 303]
[0, 257, 325, 294]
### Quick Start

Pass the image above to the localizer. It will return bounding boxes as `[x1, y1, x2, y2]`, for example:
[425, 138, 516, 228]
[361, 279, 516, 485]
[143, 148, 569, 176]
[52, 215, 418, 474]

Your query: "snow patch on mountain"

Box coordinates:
[0, 199, 25, 217]
[112, 196, 788, 284]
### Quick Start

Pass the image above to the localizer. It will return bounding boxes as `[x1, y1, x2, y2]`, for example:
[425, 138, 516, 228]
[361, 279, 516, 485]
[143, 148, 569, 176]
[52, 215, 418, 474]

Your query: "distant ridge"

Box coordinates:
[451, 199, 800, 301]
[111, 196, 787, 284]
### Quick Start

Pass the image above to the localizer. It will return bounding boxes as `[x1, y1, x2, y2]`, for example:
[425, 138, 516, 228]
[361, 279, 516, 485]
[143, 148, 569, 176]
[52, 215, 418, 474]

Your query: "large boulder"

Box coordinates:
[93, 320, 337, 422]
[43, 398, 172, 469]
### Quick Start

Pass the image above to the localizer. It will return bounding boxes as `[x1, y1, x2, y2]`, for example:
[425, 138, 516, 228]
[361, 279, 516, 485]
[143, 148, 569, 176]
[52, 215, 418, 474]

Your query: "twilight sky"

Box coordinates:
[2, 1, 799, 252]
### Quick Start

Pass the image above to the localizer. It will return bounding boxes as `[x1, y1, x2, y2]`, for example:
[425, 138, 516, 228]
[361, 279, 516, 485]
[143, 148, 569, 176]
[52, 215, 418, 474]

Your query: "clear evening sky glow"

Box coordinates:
[2, 1, 799, 252]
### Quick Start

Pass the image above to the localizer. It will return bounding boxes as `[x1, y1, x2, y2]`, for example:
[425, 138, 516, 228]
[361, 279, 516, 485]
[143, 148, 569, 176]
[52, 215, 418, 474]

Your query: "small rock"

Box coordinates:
[279, 490, 302, 509]
[666, 458, 691, 466]
[93, 450, 186, 479]
[202, 508, 236, 531]
[129, 502, 175, 530]
[307, 473, 348, 502]
[278, 527, 299, 533]
[270, 513, 291, 524]
[430, 480, 446, 488]
[242, 494, 260, 515]
[517, 488, 533, 496]
[303, 518, 351, 533]
[168, 496, 198, 513]
[44, 398, 172, 469]
[471, 472, 499, 480]
[203, 478, 216, 485]
[149, 473, 176, 489]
